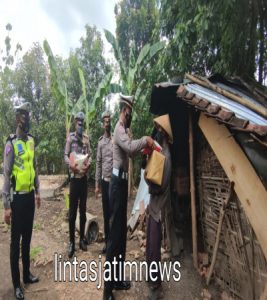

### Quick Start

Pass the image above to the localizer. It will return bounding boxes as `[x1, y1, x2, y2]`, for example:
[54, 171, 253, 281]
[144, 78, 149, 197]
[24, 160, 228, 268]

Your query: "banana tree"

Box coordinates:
[104, 29, 165, 97]
[43, 40, 88, 136]
[87, 71, 112, 126]
[44, 40, 113, 138]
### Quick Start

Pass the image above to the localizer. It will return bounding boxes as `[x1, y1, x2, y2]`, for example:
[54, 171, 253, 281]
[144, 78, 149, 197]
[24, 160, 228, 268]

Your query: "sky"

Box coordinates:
[0, 0, 118, 60]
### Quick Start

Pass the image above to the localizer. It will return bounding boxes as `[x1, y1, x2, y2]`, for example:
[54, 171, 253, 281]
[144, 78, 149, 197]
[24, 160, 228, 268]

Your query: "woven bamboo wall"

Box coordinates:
[196, 131, 267, 299]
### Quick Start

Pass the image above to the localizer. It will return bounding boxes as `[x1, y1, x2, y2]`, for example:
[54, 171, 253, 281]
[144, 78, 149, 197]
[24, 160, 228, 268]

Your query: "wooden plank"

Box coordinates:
[199, 113, 267, 261]
[189, 111, 198, 268]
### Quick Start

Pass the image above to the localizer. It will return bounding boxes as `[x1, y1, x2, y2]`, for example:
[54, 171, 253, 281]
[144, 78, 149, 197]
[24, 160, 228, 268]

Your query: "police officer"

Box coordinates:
[2, 102, 40, 300]
[95, 111, 113, 254]
[64, 112, 92, 258]
[103, 94, 154, 300]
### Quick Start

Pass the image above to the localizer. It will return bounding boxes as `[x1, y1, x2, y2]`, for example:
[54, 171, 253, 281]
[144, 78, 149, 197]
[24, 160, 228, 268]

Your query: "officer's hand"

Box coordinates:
[70, 162, 80, 174]
[95, 187, 100, 199]
[35, 194, 41, 209]
[4, 208, 11, 225]
[146, 136, 154, 148]
[81, 160, 90, 173]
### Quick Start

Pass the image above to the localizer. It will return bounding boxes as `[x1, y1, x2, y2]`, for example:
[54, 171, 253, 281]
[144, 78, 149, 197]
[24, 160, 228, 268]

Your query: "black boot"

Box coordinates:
[148, 283, 162, 300]
[103, 288, 115, 300]
[101, 244, 106, 254]
[23, 272, 39, 284]
[14, 286, 24, 300]
[79, 238, 87, 251]
[68, 242, 75, 258]
[114, 280, 131, 290]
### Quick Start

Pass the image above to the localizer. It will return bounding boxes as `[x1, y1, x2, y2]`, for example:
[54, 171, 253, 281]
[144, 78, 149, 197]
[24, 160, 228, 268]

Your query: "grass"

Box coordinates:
[33, 222, 42, 231]
[30, 246, 43, 260]
[5, 224, 11, 231]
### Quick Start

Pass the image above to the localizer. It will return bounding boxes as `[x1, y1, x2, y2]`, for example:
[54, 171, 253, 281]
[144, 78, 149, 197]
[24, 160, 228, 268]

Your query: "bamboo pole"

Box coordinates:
[206, 182, 234, 285]
[189, 111, 198, 269]
[185, 73, 267, 119]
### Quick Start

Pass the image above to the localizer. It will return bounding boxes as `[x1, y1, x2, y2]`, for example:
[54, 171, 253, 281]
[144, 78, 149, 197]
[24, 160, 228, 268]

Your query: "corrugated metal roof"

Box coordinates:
[185, 83, 267, 125]
[174, 74, 267, 138]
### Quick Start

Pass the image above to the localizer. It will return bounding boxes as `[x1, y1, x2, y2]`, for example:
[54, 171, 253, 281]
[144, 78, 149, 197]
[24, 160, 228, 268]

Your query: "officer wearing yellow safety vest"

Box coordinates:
[2, 102, 40, 300]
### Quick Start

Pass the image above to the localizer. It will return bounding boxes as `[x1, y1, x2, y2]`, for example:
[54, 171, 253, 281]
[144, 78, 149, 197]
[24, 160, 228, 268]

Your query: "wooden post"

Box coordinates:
[189, 111, 198, 269]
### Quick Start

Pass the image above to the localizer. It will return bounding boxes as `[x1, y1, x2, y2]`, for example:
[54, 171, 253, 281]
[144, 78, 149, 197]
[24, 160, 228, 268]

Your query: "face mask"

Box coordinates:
[77, 124, 83, 136]
[125, 111, 132, 128]
[106, 124, 111, 133]
[103, 119, 111, 133]
[19, 115, 30, 133]
[155, 130, 165, 145]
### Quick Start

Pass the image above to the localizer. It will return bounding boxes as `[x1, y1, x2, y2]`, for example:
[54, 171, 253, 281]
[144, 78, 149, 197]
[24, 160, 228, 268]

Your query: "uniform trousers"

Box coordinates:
[101, 179, 110, 245]
[69, 176, 87, 243]
[10, 190, 35, 288]
[104, 174, 128, 290]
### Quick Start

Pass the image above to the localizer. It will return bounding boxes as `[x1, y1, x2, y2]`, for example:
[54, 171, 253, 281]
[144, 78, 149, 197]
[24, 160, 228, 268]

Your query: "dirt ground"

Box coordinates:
[0, 177, 219, 300]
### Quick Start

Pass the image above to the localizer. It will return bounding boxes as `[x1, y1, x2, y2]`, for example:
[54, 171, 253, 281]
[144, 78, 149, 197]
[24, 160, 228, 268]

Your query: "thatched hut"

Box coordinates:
[149, 74, 267, 299]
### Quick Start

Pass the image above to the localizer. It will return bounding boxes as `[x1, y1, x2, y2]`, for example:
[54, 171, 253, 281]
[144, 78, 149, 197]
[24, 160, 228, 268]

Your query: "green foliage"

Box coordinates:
[160, 0, 267, 82]
[44, 26, 113, 178]
[88, 72, 112, 124]
[12, 43, 66, 173]
[104, 29, 127, 87]
[0, 25, 21, 166]
[75, 25, 111, 101]
[115, 0, 160, 67]
[1, 23, 22, 68]
[104, 29, 164, 96]
[43, 40, 89, 137]
[33, 222, 42, 230]
[43, 40, 73, 135]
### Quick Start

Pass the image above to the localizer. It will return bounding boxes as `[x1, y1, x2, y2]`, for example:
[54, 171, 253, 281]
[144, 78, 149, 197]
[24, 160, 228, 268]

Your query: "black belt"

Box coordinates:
[13, 190, 33, 195]
[112, 168, 128, 180]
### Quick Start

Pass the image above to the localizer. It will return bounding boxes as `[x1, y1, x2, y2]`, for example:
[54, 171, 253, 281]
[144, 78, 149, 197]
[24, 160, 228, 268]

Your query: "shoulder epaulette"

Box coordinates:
[68, 132, 75, 140]
[98, 136, 103, 141]
[82, 134, 89, 143]
[6, 134, 17, 143]
[27, 133, 34, 139]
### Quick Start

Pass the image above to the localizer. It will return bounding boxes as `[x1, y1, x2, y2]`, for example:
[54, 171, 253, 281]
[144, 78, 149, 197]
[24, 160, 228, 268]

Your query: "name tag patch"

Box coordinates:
[17, 144, 24, 156]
